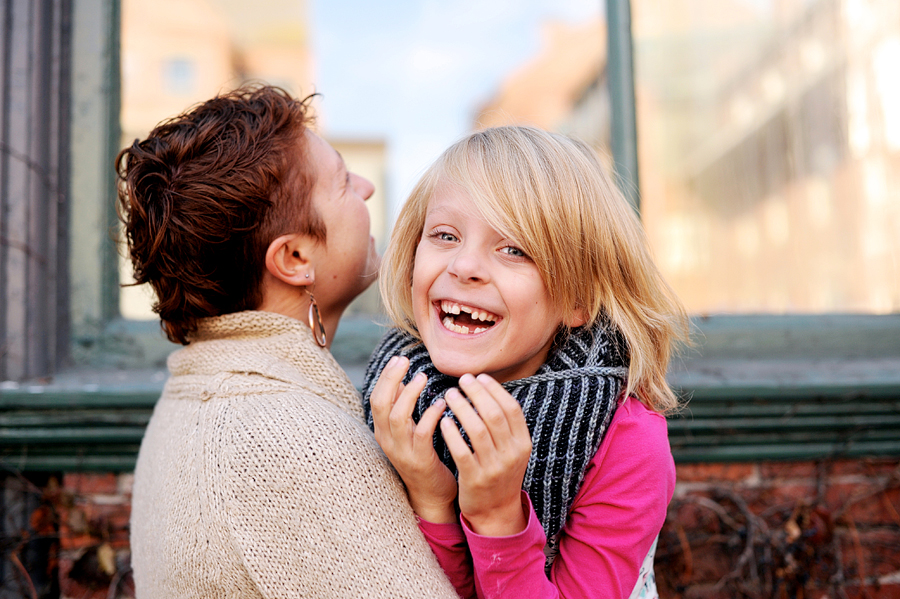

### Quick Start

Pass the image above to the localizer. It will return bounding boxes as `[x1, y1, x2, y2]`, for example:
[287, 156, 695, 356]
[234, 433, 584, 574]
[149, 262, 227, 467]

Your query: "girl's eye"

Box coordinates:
[500, 245, 527, 258]
[429, 230, 458, 243]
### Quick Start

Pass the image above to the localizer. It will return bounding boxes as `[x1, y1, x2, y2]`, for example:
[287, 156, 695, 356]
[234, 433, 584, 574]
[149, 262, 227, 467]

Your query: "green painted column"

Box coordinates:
[69, 0, 122, 348]
[606, 0, 640, 213]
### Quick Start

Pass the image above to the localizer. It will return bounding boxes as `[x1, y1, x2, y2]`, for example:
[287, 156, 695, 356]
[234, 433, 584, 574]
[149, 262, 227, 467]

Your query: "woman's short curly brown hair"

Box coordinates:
[116, 84, 324, 344]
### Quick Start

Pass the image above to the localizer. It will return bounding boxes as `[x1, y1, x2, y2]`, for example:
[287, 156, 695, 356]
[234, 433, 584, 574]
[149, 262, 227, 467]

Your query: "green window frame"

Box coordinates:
[1, 0, 898, 473]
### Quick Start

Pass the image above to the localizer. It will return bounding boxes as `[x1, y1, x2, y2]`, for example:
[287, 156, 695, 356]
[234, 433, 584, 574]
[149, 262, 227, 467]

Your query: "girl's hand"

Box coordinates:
[370, 356, 458, 523]
[441, 373, 532, 537]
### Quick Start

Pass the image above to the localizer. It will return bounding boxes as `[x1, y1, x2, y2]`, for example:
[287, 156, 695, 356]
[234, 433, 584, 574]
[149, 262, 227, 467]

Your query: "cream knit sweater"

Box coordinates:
[130, 311, 459, 598]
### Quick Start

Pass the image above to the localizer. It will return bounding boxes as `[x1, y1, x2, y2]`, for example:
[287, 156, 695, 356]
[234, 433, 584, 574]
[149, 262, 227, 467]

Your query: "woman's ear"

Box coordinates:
[265, 234, 315, 287]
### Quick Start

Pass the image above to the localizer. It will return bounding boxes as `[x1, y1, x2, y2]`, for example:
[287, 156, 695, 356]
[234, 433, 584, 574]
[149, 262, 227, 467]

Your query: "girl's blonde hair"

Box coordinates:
[380, 126, 690, 414]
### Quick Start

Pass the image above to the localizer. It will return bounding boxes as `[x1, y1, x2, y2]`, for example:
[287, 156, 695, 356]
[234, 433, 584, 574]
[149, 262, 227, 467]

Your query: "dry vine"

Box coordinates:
[0, 467, 133, 599]
[656, 462, 900, 599]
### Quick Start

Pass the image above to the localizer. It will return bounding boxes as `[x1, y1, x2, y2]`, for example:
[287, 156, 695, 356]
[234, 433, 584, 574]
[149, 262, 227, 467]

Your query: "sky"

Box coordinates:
[310, 0, 604, 216]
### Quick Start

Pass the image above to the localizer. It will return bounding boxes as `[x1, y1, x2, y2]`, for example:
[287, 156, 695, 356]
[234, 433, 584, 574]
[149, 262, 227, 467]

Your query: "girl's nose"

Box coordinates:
[447, 247, 488, 283]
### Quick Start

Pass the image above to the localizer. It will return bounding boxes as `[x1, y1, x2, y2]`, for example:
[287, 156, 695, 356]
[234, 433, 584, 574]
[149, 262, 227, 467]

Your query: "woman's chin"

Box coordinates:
[363, 249, 381, 288]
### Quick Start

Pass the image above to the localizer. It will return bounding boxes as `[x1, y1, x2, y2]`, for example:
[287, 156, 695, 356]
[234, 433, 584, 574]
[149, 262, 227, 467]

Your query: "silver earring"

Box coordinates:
[307, 289, 327, 347]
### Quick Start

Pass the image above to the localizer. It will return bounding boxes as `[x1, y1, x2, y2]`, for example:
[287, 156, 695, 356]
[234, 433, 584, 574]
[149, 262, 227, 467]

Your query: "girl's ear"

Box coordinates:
[565, 308, 588, 329]
[265, 233, 315, 287]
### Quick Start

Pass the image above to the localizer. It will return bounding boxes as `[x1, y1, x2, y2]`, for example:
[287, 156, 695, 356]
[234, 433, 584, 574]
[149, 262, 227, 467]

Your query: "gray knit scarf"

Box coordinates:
[362, 321, 629, 552]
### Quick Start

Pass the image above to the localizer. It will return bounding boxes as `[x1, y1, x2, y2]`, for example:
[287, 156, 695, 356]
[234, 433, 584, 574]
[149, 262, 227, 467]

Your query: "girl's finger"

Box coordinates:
[457, 373, 514, 439]
[444, 387, 495, 455]
[371, 356, 409, 436]
[475, 373, 530, 436]
[370, 356, 407, 411]
[389, 371, 428, 432]
[440, 415, 477, 470]
[413, 398, 446, 447]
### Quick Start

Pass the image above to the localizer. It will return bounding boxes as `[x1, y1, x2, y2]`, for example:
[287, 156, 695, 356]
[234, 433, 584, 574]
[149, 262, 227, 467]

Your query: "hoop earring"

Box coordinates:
[307, 289, 327, 347]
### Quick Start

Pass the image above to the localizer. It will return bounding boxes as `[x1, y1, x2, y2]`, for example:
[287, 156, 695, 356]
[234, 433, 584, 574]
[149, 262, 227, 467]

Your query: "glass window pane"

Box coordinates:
[119, 0, 319, 319]
[632, 0, 900, 313]
[117, 0, 605, 320]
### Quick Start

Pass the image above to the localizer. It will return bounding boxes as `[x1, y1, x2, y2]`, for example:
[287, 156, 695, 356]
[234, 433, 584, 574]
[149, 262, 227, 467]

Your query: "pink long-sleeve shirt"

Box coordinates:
[418, 396, 676, 599]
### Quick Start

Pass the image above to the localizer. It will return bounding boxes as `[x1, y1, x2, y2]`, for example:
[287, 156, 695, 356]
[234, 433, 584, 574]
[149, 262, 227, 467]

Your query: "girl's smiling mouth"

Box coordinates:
[438, 300, 499, 335]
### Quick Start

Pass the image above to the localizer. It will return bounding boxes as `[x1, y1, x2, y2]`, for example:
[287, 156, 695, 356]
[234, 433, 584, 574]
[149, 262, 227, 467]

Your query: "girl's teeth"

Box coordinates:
[442, 316, 489, 335]
[442, 316, 463, 334]
[440, 301, 498, 327]
[440, 302, 498, 322]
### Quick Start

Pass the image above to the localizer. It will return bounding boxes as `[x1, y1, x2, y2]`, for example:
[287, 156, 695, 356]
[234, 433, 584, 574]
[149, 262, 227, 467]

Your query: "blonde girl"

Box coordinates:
[363, 126, 689, 598]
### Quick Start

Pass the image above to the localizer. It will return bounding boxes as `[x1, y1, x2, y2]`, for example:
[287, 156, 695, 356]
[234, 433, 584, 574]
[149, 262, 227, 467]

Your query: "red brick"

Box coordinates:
[60, 534, 95, 551]
[681, 584, 733, 599]
[83, 501, 131, 521]
[676, 462, 756, 483]
[740, 482, 816, 512]
[117, 473, 134, 496]
[59, 506, 90, 550]
[666, 496, 738, 533]
[831, 458, 900, 478]
[758, 460, 819, 480]
[63, 473, 119, 496]
[827, 484, 900, 526]
[827, 585, 900, 599]
[862, 582, 900, 599]
[837, 528, 900, 579]
[657, 458, 900, 599]
[58, 502, 131, 551]
[656, 539, 738, 595]
[58, 556, 111, 599]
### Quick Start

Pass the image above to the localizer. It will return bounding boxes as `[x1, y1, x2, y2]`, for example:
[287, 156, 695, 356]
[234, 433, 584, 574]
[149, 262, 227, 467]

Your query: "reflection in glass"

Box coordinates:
[117, 0, 372, 319]
[631, 0, 899, 313]
[117, 0, 898, 318]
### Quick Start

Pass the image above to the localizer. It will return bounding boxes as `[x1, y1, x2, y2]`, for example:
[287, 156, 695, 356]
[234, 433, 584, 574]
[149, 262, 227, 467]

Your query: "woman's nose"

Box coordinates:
[351, 172, 375, 201]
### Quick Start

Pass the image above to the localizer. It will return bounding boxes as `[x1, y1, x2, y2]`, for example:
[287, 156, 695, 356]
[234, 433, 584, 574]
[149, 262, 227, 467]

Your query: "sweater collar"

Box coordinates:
[167, 310, 363, 421]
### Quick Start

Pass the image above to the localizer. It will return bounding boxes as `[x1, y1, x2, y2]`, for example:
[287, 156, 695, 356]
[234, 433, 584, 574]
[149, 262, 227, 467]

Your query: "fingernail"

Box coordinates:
[446, 388, 461, 400]
[433, 399, 446, 410]
[476, 373, 493, 384]
[387, 356, 398, 367]
[414, 372, 427, 383]
[459, 373, 475, 385]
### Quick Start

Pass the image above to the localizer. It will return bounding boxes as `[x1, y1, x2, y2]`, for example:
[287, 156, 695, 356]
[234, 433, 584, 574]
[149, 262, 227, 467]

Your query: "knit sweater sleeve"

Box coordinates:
[214, 386, 461, 599]
[450, 397, 676, 599]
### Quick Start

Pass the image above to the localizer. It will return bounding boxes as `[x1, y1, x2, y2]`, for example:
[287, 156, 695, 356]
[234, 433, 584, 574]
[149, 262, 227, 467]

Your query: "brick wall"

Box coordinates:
[5, 458, 897, 598]
[57, 473, 133, 599]
[657, 458, 900, 599]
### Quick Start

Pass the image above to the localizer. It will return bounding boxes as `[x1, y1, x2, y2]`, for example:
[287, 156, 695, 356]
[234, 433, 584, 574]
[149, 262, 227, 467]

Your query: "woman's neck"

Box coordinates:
[257, 284, 344, 350]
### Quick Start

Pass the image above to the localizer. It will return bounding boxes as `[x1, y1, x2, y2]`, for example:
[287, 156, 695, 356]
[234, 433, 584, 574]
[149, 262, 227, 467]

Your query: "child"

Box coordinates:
[362, 126, 689, 599]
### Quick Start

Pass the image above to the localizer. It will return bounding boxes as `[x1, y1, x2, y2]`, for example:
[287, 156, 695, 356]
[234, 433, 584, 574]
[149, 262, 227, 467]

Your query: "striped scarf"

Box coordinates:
[362, 321, 628, 550]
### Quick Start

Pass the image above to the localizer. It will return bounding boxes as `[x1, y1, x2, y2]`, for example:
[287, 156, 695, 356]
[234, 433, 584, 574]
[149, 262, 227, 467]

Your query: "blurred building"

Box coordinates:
[475, 20, 608, 139]
[330, 138, 389, 317]
[117, 0, 388, 319]
[120, 0, 315, 145]
[475, 0, 900, 314]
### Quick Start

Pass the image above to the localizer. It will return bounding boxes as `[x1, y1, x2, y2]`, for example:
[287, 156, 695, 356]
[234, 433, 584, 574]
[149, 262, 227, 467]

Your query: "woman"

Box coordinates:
[117, 85, 459, 598]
